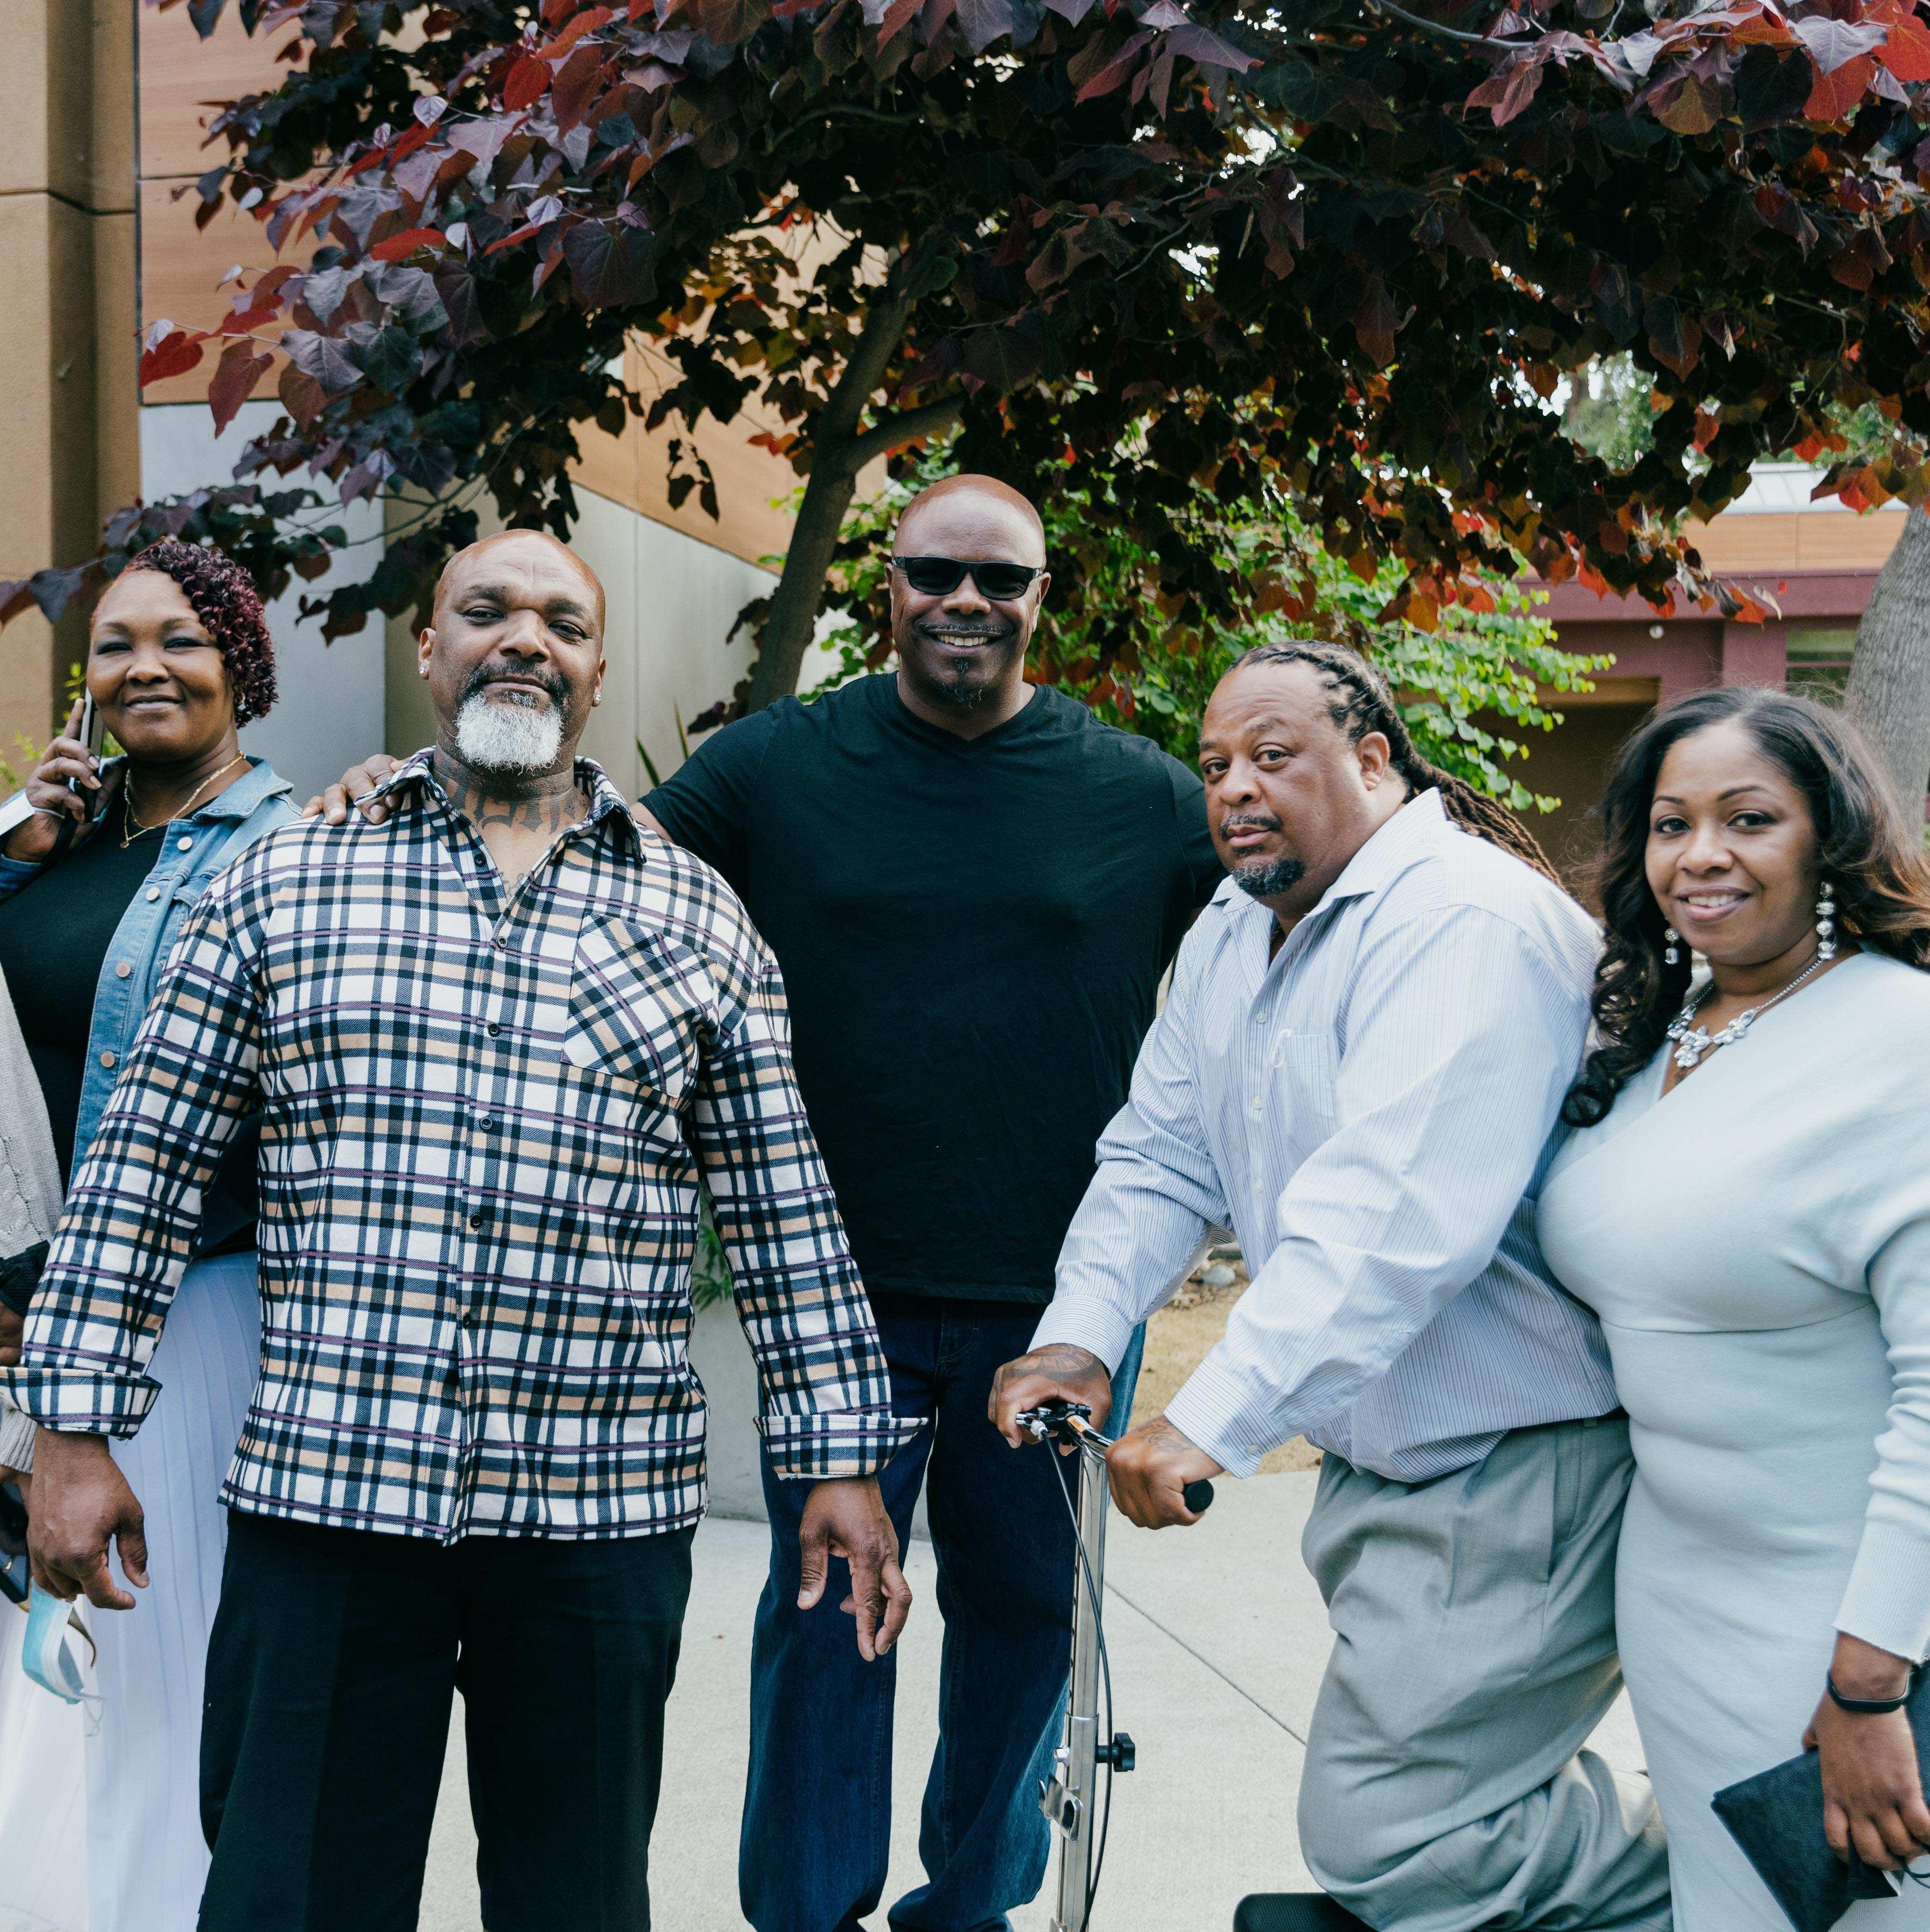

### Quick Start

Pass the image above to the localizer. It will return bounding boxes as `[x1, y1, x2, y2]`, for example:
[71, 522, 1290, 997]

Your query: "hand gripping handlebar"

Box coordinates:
[1015, 1398, 1216, 1515]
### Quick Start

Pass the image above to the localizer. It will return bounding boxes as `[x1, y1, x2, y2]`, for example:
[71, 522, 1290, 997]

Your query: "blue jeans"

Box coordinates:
[740, 1296, 1144, 1932]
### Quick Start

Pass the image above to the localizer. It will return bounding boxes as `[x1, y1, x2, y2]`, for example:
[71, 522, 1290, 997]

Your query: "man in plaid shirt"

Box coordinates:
[7, 529, 913, 1931]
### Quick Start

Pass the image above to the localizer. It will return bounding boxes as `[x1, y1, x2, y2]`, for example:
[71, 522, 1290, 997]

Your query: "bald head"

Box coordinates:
[432, 528, 606, 632]
[419, 527, 607, 783]
[886, 473, 1051, 733]
[894, 474, 1046, 566]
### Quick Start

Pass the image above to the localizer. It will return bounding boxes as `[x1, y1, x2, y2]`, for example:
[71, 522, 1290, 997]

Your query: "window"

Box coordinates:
[1784, 626, 1859, 707]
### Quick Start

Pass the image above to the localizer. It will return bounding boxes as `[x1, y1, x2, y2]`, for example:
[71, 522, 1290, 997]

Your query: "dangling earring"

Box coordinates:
[1816, 879, 1837, 961]
[1663, 926, 1681, 967]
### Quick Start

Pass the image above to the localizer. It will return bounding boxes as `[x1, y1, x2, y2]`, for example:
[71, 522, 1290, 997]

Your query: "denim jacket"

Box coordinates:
[0, 755, 295, 1248]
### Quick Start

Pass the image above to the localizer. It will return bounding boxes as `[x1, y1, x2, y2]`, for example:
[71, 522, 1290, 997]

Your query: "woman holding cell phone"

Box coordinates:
[0, 540, 292, 1932]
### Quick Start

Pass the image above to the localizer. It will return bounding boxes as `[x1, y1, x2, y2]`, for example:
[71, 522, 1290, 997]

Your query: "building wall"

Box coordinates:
[140, 399, 386, 804]
[1527, 468, 1913, 884]
[0, 5, 828, 803]
[0, 0, 139, 766]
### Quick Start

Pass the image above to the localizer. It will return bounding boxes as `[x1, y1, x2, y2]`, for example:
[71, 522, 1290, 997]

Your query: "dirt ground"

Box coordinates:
[1131, 1264, 1321, 1477]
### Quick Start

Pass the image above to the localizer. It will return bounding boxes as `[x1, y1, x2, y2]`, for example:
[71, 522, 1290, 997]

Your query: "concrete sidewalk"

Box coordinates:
[419, 1469, 1645, 1930]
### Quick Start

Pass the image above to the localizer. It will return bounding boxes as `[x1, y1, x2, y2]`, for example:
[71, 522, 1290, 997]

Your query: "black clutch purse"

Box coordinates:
[1711, 1669, 1930, 1931]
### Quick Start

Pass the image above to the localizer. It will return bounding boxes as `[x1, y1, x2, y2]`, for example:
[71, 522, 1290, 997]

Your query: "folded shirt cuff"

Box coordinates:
[0, 1396, 34, 1472]
[0, 850, 45, 894]
[0, 1365, 159, 1440]
[759, 1407, 925, 1482]
[1836, 1518, 1930, 1664]
[1161, 1350, 1285, 1481]
[1029, 1295, 1140, 1377]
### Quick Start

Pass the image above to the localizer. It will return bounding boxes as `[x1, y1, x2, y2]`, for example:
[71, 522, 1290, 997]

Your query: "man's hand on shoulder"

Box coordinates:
[301, 753, 401, 827]
[1106, 1415, 1222, 1530]
[28, 1428, 148, 1610]
[989, 1342, 1114, 1448]
[797, 1475, 912, 1661]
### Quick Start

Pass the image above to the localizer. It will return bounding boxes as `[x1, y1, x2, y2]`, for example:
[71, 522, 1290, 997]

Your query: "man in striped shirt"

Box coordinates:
[7, 530, 913, 1932]
[995, 643, 1671, 1930]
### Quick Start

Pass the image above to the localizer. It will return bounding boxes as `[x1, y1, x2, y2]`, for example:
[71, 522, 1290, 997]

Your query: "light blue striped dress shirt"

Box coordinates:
[1031, 788, 1620, 1482]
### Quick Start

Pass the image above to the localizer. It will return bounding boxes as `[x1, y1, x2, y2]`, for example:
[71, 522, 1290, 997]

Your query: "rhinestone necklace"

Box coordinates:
[1665, 951, 1831, 1073]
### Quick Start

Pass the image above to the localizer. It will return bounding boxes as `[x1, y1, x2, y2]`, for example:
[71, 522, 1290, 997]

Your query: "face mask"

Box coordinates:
[21, 1583, 100, 1728]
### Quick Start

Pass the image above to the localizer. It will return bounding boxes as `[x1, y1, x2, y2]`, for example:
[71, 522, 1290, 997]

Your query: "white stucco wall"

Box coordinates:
[139, 400, 386, 805]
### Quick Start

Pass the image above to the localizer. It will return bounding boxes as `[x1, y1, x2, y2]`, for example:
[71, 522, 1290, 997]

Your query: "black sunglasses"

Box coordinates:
[891, 555, 1045, 601]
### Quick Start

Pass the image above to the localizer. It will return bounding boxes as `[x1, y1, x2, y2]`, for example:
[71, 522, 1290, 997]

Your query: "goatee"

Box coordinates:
[454, 689, 564, 776]
[1232, 855, 1306, 899]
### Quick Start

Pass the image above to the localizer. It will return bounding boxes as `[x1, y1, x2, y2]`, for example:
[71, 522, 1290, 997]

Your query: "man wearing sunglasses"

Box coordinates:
[674, 473, 1221, 1932]
[308, 474, 1222, 1932]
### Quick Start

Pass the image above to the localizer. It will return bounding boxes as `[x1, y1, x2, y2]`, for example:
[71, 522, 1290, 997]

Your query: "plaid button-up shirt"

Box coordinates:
[7, 752, 912, 1542]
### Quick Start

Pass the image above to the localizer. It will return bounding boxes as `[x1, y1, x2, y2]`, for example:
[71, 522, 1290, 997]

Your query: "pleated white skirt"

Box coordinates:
[87, 1251, 259, 1932]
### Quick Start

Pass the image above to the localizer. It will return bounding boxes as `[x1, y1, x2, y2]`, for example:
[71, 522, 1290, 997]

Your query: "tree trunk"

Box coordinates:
[744, 459, 864, 713]
[744, 293, 913, 714]
[1846, 504, 1930, 816]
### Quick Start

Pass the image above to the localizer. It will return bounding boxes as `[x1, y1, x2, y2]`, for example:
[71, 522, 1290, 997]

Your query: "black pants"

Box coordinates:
[199, 1508, 695, 1932]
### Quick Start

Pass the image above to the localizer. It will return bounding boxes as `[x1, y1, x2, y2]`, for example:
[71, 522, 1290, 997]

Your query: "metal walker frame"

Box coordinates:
[1018, 1399, 1213, 1931]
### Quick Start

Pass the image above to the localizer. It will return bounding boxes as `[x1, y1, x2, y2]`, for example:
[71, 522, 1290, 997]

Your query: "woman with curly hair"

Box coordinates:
[0, 539, 292, 1932]
[1539, 686, 1930, 1928]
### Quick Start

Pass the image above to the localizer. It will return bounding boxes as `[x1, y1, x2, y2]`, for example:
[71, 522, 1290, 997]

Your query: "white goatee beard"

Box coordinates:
[454, 692, 564, 776]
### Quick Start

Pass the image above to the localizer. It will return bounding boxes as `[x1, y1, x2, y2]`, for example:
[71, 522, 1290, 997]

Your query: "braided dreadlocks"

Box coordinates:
[1228, 642, 1560, 884]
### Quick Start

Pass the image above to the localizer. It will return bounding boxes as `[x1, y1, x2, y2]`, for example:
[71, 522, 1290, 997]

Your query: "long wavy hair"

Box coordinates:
[1563, 686, 1930, 1127]
[1228, 641, 1560, 881]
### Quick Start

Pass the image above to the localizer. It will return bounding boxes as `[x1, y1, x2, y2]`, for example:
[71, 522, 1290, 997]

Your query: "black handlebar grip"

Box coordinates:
[1182, 1479, 1216, 1515]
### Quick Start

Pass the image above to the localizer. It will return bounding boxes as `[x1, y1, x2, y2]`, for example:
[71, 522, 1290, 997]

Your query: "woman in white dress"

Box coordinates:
[1539, 686, 1930, 1928]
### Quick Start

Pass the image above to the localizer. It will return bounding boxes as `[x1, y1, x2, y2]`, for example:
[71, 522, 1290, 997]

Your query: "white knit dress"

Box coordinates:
[1539, 952, 1930, 1930]
[0, 971, 85, 1932]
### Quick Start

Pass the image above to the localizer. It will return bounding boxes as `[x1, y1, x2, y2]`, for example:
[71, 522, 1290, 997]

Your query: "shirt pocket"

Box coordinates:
[1263, 1029, 1340, 1156]
[561, 913, 709, 1107]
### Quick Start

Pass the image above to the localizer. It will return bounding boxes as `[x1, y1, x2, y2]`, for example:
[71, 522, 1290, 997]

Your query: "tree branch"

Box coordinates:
[814, 289, 914, 451]
[1364, 0, 1528, 47]
[839, 395, 966, 476]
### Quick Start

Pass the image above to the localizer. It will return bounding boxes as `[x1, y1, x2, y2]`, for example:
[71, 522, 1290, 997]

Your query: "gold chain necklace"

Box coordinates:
[122, 754, 248, 848]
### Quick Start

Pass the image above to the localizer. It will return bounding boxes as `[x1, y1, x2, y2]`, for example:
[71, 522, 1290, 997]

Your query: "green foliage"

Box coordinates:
[691, 1189, 733, 1312]
[0, 662, 116, 793]
[817, 448, 1607, 812]
[1563, 355, 1901, 479]
[1563, 356, 1658, 475]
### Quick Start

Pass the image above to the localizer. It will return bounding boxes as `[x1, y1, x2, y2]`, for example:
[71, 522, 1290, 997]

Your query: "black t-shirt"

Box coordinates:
[0, 816, 158, 1183]
[645, 675, 1222, 1304]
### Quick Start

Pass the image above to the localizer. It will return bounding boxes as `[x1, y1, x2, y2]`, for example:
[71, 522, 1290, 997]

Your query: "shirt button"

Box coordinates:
[145, 887, 160, 902]
[459, 1312, 478, 1332]
[469, 1209, 491, 1230]
[493, 933, 508, 949]
[98, 1050, 116, 1070]
[114, 961, 132, 979]
[485, 1021, 502, 1037]
[479, 1115, 497, 1133]
[176, 837, 193, 852]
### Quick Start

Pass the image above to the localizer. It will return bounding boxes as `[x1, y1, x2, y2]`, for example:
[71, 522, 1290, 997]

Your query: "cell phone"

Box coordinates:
[67, 691, 101, 793]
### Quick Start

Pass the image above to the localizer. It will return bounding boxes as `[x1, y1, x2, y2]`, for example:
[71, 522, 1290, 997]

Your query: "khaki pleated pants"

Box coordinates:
[1296, 1415, 1672, 1931]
